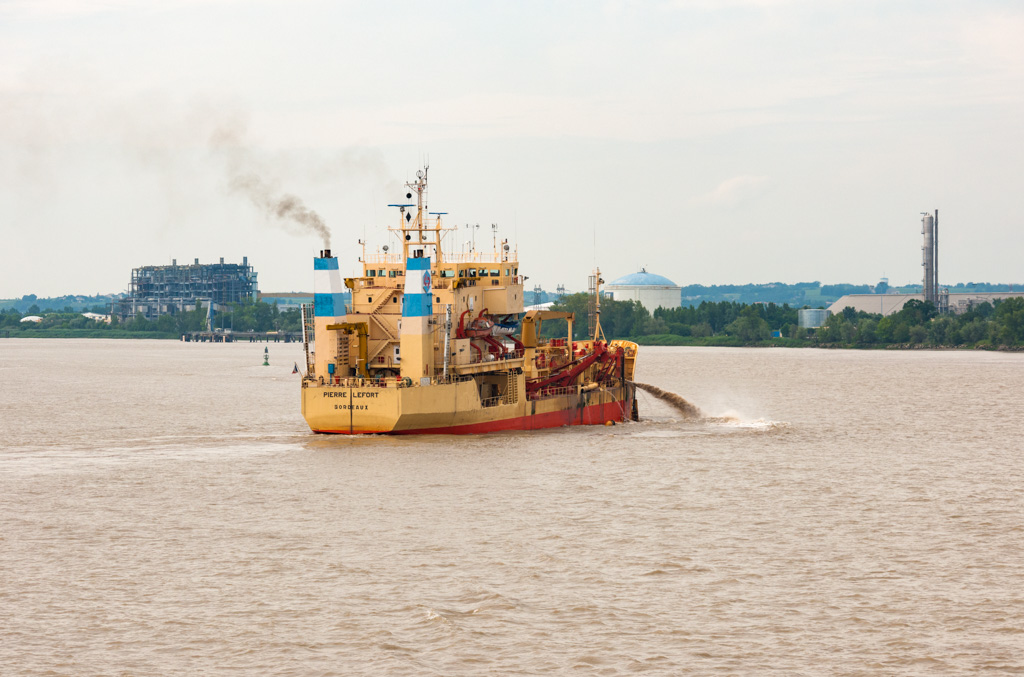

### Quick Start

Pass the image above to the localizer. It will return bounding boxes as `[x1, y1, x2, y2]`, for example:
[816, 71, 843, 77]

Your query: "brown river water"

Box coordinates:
[1, 340, 1022, 675]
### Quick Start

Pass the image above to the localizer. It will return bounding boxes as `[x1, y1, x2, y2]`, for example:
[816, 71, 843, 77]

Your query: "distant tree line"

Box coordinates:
[540, 293, 1024, 349]
[0, 300, 302, 338]
[815, 298, 1024, 347]
[6, 294, 1023, 349]
[0, 294, 117, 314]
[540, 294, 799, 342]
[215, 300, 303, 333]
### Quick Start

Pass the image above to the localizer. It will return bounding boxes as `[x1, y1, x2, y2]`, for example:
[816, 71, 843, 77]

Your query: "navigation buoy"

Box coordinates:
[263, 347, 269, 366]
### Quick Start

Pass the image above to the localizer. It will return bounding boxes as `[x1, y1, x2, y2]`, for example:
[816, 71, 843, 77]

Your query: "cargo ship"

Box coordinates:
[300, 168, 638, 434]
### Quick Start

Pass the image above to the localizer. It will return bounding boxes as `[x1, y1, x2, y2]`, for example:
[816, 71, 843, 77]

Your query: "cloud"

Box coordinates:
[696, 175, 769, 205]
[659, 0, 830, 9]
[0, 0, 243, 18]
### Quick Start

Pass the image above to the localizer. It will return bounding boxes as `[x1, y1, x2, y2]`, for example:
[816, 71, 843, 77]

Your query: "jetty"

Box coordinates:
[182, 331, 301, 343]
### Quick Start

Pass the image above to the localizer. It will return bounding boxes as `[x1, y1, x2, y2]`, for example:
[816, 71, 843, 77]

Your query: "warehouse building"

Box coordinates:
[828, 291, 1024, 317]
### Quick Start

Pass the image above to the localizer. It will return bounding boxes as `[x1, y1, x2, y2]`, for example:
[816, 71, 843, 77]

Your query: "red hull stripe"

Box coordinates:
[316, 398, 630, 435]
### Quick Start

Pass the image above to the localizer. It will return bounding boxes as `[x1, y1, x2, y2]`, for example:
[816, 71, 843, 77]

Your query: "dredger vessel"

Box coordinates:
[300, 168, 638, 434]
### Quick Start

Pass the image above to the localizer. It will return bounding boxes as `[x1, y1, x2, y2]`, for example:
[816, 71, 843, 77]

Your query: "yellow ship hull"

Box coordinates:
[301, 377, 636, 435]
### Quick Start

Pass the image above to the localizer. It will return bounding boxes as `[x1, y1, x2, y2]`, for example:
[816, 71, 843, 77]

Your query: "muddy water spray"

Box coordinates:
[635, 382, 703, 419]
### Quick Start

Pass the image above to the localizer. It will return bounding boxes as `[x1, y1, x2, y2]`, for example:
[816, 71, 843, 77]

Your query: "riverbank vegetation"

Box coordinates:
[0, 300, 302, 339]
[4, 295, 1022, 349]
[543, 294, 1024, 349]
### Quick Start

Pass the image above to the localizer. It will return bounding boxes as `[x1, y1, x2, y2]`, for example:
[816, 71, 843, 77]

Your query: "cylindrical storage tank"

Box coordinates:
[604, 270, 682, 311]
[798, 308, 830, 328]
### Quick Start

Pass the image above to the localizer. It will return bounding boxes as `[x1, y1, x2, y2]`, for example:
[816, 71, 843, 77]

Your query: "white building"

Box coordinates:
[604, 270, 682, 311]
[828, 292, 1024, 317]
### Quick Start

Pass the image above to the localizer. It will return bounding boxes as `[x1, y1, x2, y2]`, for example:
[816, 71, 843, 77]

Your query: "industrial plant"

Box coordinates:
[115, 257, 258, 321]
[829, 211, 1022, 317]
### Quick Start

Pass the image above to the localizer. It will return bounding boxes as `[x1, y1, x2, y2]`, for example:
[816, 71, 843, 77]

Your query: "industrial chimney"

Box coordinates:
[921, 212, 934, 303]
[920, 210, 939, 305]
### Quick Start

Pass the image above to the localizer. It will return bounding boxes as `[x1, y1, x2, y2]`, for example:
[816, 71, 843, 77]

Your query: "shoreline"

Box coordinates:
[4, 329, 1022, 352]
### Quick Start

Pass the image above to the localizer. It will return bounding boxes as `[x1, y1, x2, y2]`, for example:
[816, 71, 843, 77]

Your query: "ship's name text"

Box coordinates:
[323, 391, 380, 399]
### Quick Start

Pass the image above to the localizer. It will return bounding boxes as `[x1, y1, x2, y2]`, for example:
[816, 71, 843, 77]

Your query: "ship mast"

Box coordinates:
[387, 167, 453, 263]
[589, 267, 606, 342]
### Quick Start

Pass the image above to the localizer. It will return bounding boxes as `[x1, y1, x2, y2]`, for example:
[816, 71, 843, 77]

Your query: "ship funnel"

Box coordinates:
[400, 255, 434, 381]
[313, 251, 345, 318]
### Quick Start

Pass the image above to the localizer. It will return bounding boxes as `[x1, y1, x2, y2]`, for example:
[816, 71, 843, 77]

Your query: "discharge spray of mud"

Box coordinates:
[635, 382, 704, 419]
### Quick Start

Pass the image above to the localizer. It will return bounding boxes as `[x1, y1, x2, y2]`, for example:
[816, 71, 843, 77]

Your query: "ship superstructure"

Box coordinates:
[300, 168, 638, 434]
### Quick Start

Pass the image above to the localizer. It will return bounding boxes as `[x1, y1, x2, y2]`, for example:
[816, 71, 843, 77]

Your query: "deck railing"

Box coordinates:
[304, 373, 476, 389]
[526, 385, 579, 401]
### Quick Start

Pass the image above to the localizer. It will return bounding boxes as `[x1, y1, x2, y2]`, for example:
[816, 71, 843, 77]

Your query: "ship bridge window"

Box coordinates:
[459, 269, 466, 278]
[505, 268, 511, 276]
[468, 269, 477, 277]
[440, 269, 455, 278]
[367, 270, 376, 277]
[478, 268, 487, 277]
[378, 269, 385, 277]
[389, 270, 398, 278]
[489, 269, 499, 277]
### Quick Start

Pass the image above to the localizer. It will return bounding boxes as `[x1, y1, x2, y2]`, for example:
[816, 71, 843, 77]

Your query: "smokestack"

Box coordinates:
[933, 209, 939, 306]
[921, 212, 935, 304]
[400, 255, 434, 380]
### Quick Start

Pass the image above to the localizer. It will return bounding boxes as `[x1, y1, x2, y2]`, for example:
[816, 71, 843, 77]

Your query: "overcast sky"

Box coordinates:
[2, 0, 1022, 297]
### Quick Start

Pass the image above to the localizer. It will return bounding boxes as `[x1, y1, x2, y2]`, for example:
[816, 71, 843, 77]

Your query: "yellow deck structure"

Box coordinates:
[300, 168, 637, 435]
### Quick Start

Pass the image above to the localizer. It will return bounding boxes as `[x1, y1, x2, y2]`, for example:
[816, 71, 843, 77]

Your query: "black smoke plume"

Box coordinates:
[210, 120, 331, 249]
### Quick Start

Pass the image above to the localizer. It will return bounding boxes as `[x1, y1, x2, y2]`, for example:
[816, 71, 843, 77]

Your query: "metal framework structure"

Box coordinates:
[116, 257, 258, 320]
[921, 210, 949, 313]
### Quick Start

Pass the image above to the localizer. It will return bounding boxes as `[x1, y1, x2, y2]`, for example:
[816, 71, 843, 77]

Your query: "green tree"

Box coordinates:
[994, 297, 1024, 344]
[691, 322, 713, 337]
[725, 307, 771, 341]
[876, 316, 894, 342]
[856, 318, 877, 344]
[893, 323, 910, 343]
[897, 299, 936, 325]
[155, 314, 177, 334]
[960, 319, 988, 344]
[129, 314, 151, 332]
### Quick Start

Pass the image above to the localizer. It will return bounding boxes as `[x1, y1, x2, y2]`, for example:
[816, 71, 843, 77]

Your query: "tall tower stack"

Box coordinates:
[933, 209, 939, 305]
[921, 211, 939, 304]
